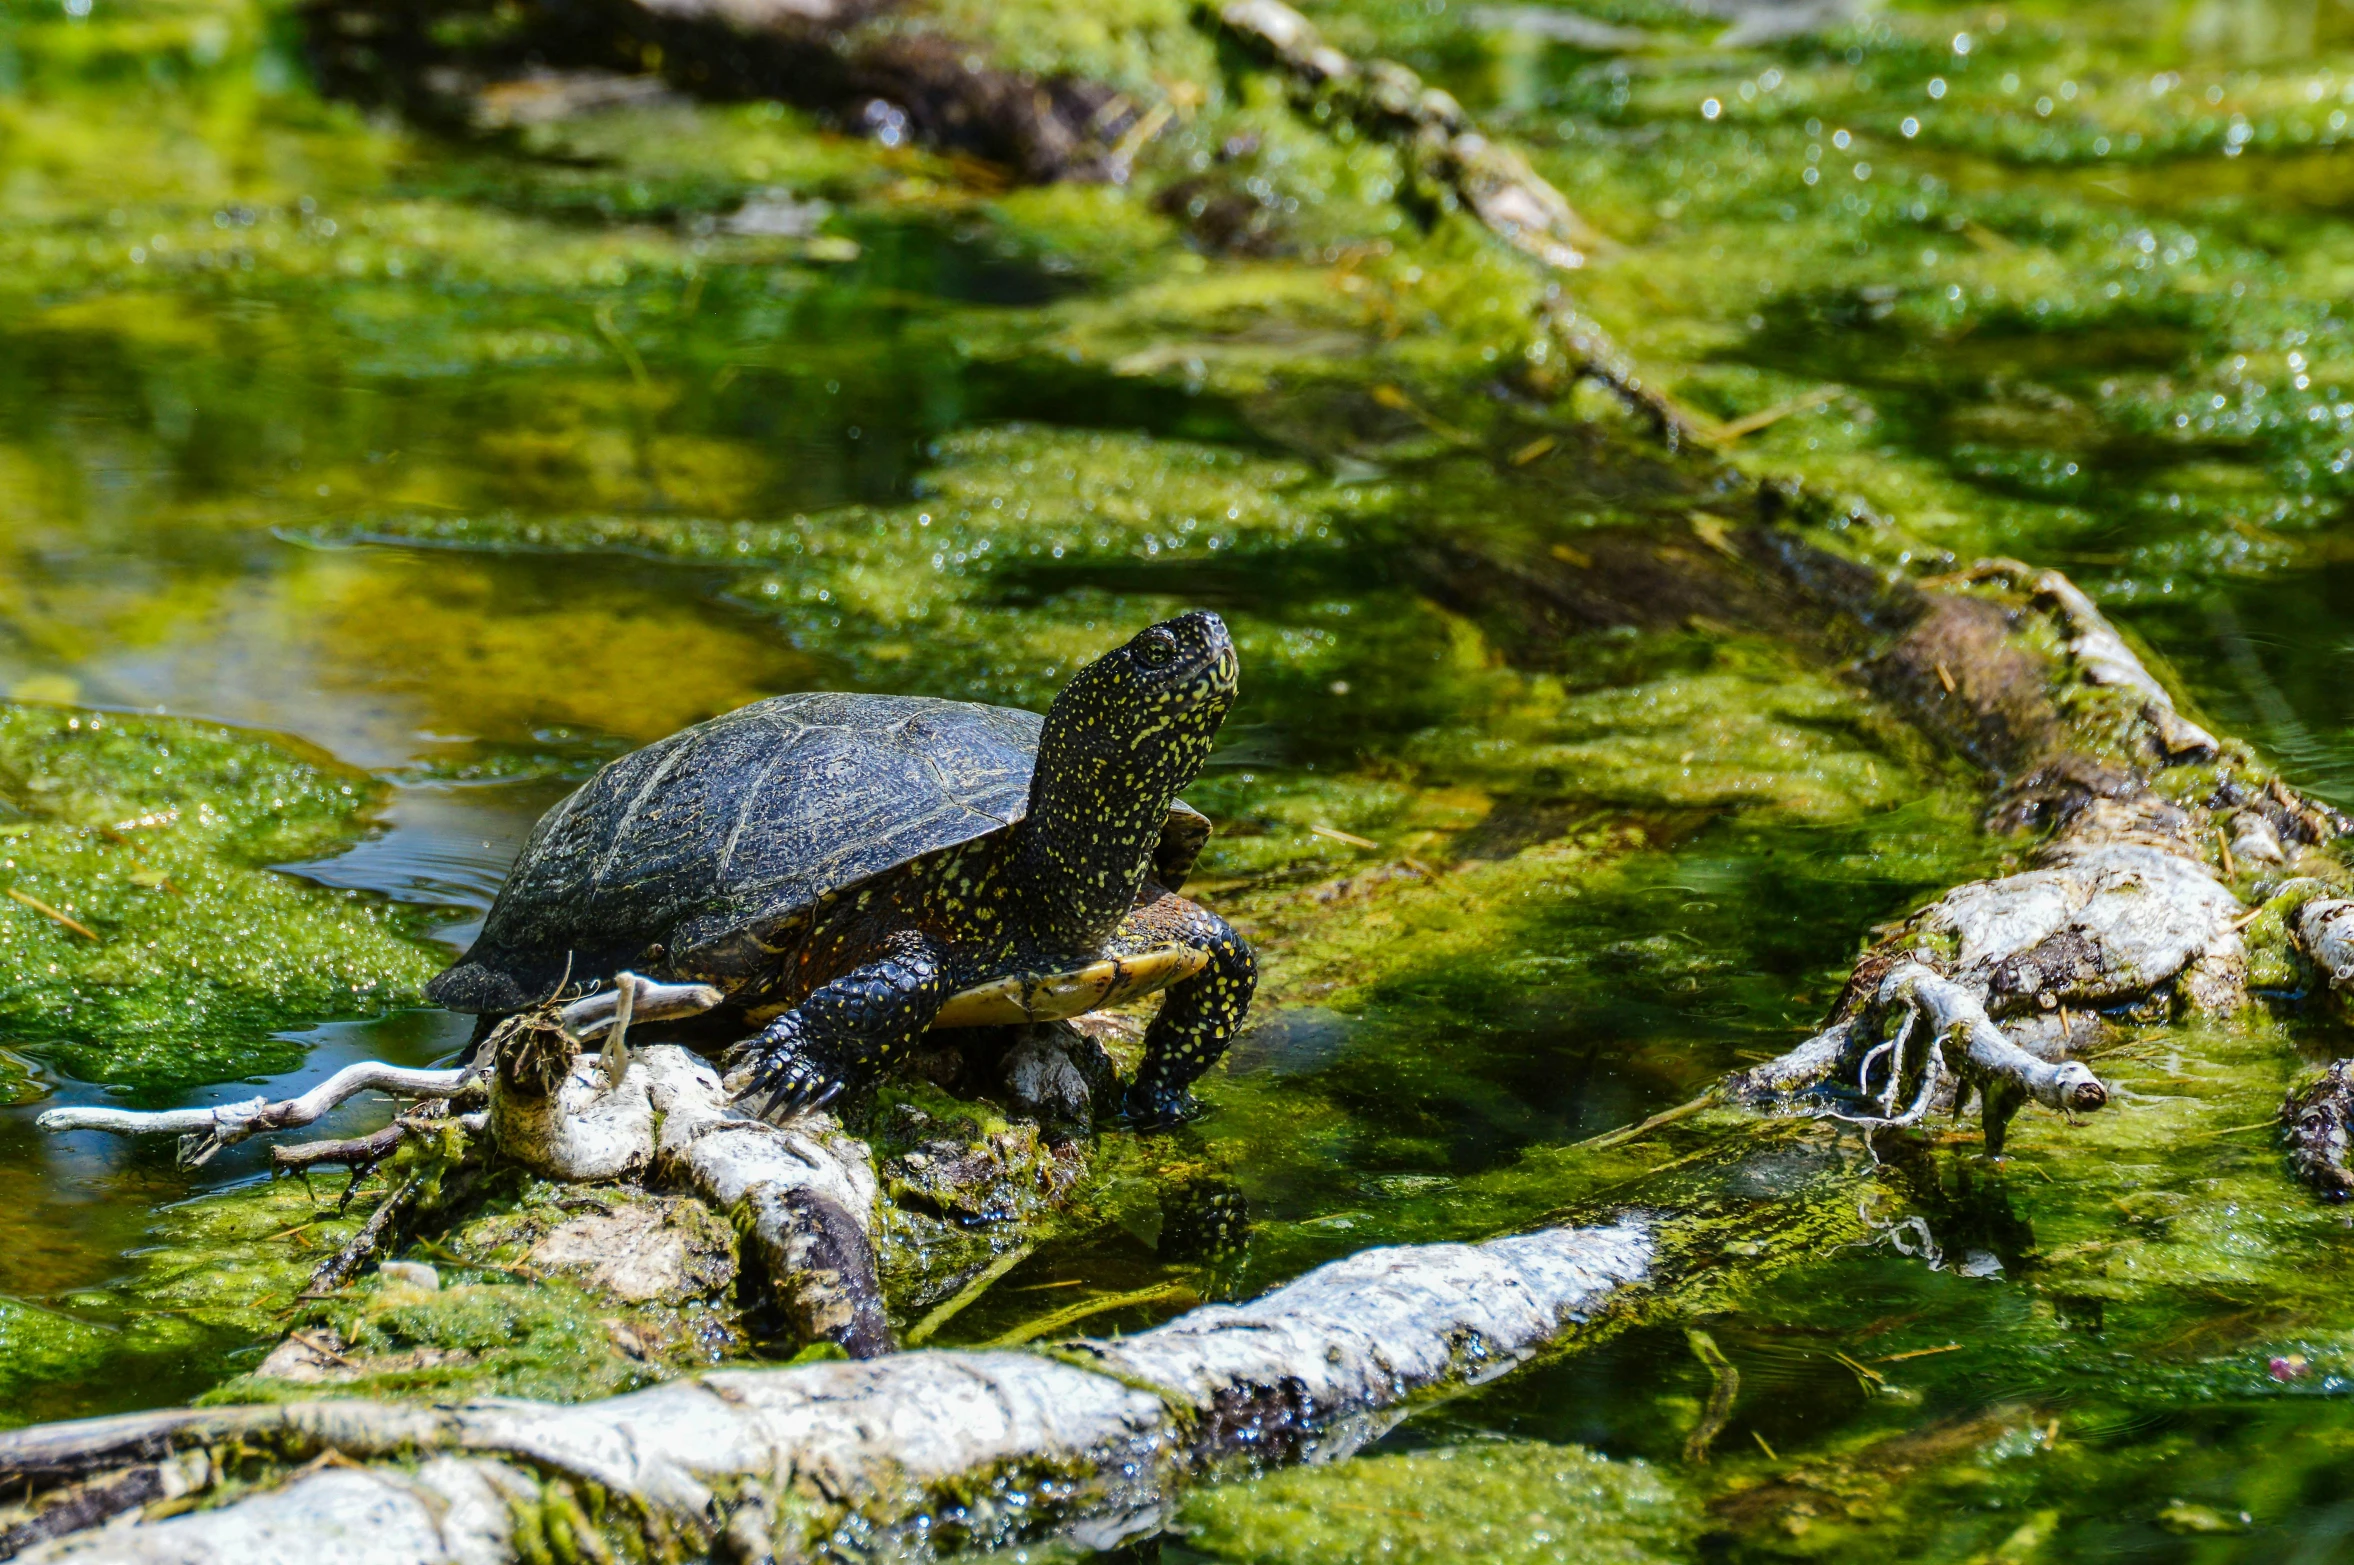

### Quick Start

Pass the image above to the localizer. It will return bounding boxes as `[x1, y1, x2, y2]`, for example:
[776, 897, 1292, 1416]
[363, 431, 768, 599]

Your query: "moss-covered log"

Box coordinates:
[2, 1218, 1650, 1562]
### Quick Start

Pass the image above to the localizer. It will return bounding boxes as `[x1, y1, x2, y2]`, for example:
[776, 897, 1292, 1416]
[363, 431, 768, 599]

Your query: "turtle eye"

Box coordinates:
[1136, 628, 1179, 668]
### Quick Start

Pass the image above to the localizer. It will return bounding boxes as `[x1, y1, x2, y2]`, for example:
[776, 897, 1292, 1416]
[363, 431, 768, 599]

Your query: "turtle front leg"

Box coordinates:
[725, 929, 950, 1120]
[1123, 901, 1257, 1127]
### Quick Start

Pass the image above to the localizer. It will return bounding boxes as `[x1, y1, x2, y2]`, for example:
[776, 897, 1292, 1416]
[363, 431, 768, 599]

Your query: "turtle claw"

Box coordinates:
[1115, 1082, 1204, 1131]
[742, 1050, 844, 1121]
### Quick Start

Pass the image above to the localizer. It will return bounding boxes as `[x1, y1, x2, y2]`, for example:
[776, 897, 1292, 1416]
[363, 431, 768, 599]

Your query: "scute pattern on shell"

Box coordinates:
[429, 693, 1044, 1014]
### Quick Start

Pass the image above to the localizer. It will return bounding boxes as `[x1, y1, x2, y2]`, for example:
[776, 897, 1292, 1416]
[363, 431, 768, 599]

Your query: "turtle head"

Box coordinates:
[1059, 610, 1238, 740]
[1019, 612, 1238, 947]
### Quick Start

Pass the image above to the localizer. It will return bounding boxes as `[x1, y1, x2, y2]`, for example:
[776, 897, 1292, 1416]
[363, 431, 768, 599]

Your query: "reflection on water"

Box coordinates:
[278, 780, 565, 949]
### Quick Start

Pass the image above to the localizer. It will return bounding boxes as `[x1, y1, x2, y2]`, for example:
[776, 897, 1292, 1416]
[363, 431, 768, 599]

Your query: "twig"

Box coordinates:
[987, 1280, 1193, 1346]
[301, 1173, 422, 1297]
[907, 1244, 1037, 1345]
[271, 1121, 414, 1175]
[1705, 386, 1841, 442]
[6, 889, 97, 942]
[41, 1061, 477, 1167]
[35, 977, 714, 1157]
[1571, 1091, 1712, 1152]
[286, 1330, 356, 1368]
[1735, 964, 2105, 1154]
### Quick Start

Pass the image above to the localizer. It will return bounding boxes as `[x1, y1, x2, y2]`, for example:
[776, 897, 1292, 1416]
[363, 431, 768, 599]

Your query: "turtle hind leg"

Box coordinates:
[1122, 903, 1257, 1128]
[725, 929, 950, 1121]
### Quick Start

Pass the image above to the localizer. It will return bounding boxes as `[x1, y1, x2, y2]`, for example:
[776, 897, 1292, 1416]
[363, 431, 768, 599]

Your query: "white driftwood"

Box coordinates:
[1920, 840, 2243, 1014]
[563, 975, 721, 1040]
[9, 1220, 1652, 1563]
[37, 1062, 474, 1148]
[1733, 963, 2104, 1153]
[2230, 810, 2288, 866]
[643, 1047, 891, 1355]
[488, 1052, 656, 1182]
[35, 980, 721, 1151]
[476, 1039, 893, 1355]
[1877, 963, 2105, 1115]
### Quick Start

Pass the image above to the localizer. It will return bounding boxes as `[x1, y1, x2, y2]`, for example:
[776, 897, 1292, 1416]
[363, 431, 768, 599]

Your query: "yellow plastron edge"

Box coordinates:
[928, 944, 1209, 1028]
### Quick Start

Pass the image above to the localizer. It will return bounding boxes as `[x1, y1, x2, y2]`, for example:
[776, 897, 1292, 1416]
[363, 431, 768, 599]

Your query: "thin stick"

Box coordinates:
[287, 1330, 356, 1368]
[271, 1121, 413, 1174]
[27, 976, 716, 1148]
[1708, 385, 1840, 442]
[906, 1244, 1037, 1345]
[599, 972, 638, 1089]
[1571, 1091, 1712, 1152]
[301, 1173, 421, 1298]
[987, 1281, 1194, 1346]
[6, 889, 97, 942]
[39, 1062, 475, 1150]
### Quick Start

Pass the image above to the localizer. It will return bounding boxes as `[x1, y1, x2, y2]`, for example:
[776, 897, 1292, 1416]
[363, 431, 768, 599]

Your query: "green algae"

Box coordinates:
[0, 1170, 367, 1429]
[0, 704, 442, 1088]
[1175, 1440, 1696, 1564]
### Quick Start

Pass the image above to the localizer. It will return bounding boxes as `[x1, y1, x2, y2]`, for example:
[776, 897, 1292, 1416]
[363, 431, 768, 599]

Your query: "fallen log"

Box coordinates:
[5, 1219, 1652, 1563]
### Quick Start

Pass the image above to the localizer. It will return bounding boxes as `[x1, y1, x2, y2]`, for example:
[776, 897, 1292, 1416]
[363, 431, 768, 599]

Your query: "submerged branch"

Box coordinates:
[1732, 964, 2106, 1155]
[1218, 0, 1709, 441]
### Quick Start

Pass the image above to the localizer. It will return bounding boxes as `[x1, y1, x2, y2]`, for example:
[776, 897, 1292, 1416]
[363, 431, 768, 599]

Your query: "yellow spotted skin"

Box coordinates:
[721, 612, 1253, 1124]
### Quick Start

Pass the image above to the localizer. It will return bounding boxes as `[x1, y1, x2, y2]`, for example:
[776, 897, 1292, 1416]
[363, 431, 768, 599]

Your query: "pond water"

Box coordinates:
[6, 0, 2354, 1557]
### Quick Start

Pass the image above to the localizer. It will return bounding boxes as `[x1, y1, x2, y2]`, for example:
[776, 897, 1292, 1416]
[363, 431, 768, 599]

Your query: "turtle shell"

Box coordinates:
[427, 691, 1208, 1015]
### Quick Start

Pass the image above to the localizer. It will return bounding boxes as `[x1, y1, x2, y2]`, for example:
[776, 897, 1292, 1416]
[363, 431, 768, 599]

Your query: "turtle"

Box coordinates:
[427, 611, 1255, 1125]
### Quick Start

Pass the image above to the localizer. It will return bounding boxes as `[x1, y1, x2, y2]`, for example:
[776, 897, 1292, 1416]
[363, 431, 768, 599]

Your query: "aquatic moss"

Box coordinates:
[211, 1178, 742, 1406]
[0, 1171, 367, 1428]
[1178, 1440, 1696, 1564]
[0, 704, 443, 1088]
